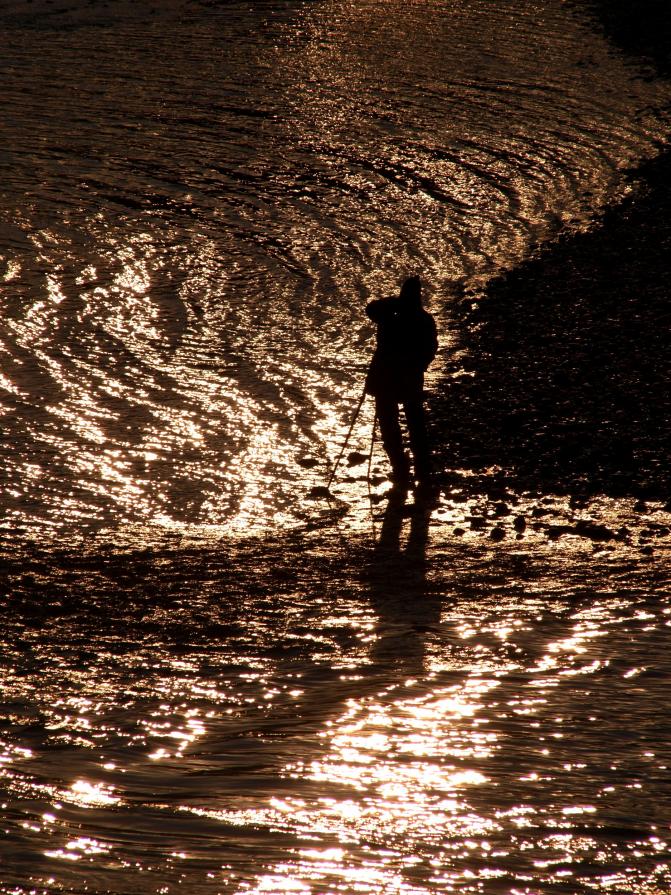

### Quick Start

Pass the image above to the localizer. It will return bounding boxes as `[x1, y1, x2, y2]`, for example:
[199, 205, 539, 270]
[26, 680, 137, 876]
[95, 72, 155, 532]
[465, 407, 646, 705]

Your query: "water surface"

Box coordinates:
[1, 0, 670, 541]
[1, 1, 671, 893]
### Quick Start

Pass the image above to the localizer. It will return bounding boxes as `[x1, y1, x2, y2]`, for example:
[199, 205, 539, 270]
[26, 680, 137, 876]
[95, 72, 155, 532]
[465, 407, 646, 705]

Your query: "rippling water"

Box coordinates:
[3, 531, 671, 893]
[1, 0, 670, 540]
[1, 1, 671, 892]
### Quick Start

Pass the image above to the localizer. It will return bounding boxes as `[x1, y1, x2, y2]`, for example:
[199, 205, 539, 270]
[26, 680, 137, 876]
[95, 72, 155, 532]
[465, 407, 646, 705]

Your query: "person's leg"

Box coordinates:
[375, 394, 409, 482]
[403, 393, 432, 481]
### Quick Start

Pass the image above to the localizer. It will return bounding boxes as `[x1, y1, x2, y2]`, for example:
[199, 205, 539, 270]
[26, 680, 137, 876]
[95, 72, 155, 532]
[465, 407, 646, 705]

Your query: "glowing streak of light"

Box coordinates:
[63, 780, 120, 808]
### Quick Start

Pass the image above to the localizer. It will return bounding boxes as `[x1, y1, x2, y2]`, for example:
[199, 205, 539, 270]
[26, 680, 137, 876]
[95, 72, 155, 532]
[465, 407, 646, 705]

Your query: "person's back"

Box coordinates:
[366, 294, 437, 398]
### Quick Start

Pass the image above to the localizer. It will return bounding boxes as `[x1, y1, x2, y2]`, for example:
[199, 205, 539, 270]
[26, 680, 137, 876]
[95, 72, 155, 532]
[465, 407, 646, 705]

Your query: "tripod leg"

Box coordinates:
[326, 388, 367, 490]
[367, 412, 377, 484]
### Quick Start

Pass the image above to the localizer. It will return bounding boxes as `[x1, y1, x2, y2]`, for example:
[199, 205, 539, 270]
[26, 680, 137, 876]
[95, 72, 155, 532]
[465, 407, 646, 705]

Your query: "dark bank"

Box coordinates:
[432, 147, 671, 501]
[580, 0, 671, 76]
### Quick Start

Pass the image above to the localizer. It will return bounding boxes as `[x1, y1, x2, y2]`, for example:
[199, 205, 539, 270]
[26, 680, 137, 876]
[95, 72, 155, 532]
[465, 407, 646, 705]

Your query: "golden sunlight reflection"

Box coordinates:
[533, 607, 612, 678]
[0, 369, 21, 397]
[45, 837, 112, 863]
[297, 680, 496, 802]
[63, 780, 120, 808]
[3, 258, 21, 281]
[181, 676, 502, 892]
[2, 1, 671, 891]
[1, 204, 417, 540]
[145, 719, 207, 760]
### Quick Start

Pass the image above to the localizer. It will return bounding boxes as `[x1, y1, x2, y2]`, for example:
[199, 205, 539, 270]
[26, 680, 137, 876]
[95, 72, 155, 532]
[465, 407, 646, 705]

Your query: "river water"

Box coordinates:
[1, 1, 670, 893]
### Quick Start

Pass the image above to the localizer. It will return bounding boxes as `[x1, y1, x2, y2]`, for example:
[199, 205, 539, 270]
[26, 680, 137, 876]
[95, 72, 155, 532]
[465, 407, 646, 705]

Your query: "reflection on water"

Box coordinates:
[1, 0, 671, 892]
[1, 525, 670, 893]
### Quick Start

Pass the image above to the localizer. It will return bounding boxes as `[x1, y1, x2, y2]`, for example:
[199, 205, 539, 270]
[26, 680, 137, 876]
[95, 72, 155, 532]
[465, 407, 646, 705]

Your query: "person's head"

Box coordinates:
[400, 275, 422, 305]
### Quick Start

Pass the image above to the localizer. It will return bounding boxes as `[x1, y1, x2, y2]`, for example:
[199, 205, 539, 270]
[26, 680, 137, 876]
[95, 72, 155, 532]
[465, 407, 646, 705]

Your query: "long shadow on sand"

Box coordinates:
[432, 150, 671, 501]
[363, 486, 441, 671]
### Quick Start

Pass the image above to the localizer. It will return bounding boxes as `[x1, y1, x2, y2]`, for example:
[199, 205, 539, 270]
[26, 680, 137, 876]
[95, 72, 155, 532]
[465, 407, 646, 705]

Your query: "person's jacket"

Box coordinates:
[364, 295, 438, 400]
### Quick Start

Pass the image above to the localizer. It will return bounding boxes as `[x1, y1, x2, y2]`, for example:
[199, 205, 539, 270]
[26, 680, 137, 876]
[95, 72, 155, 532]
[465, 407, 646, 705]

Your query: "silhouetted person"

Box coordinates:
[365, 276, 438, 484]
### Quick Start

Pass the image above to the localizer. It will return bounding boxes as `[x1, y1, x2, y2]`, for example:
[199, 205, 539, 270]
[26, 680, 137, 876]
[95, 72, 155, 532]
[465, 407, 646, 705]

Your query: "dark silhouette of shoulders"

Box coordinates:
[366, 295, 437, 372]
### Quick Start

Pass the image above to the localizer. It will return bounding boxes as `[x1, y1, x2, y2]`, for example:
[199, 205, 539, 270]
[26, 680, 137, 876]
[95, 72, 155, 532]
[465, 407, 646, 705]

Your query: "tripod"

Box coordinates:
[326, 385, 369, 490]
